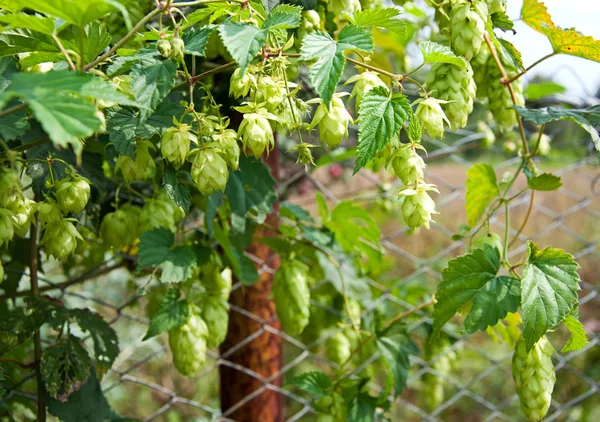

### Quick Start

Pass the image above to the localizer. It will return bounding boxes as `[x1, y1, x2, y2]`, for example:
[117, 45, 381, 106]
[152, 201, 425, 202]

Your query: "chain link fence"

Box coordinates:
[1, 102, 599, 421]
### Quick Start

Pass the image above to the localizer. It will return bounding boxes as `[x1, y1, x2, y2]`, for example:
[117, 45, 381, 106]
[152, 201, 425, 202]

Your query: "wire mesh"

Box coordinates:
[1, 114, 599, 422]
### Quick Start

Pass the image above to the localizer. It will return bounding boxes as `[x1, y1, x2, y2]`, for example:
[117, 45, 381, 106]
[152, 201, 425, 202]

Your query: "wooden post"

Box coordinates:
[219, 143, 283, 421]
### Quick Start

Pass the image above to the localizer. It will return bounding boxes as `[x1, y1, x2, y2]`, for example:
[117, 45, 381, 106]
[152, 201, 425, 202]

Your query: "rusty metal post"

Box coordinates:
[219, 141, 283, 421]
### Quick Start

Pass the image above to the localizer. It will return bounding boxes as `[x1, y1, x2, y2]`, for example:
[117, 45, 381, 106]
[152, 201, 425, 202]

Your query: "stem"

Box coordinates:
[0, 357, 35, 369]
[172, 61, 237, 91]
[346, 56, 398, 80]
[84, 8, 163, 71]
[503, 201, 510, 261]
[509, 191, 535, 248]
[403, 62, 425, 78]
[52, 34, 77, 71]
[503, 53, 556, 84]
[530, 124, 546, 157]
[173, 0, 244, 6]
[30, 214, 46, 422]
[0, 103, 27, 119]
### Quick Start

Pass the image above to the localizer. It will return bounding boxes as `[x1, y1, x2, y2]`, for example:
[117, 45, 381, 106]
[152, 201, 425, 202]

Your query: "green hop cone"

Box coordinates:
[400, 184, 439, 230]
[478, 120, 496, 148]
[0, 209, 15, 247]
[330, 0, 361, 16]
[161, 124, 198, 169]
[40, 219, 83, 260]
[156, 39, 172, 58]
[426, 62, 476, 130]
[170, 37, 185, 61]
[238, 110, 275, 157]
[190, 147, 229, 195]
[202, 264, 233, 299]
[288, 143, 316, 166]
[54, 175, 91, 214]
[310, 94, 352, 149]
[255, 77, 288, 114]
[325, 331, 352, 365]
[414, 97, 451, 139]
[485, 0, 506, 14]
[36, 200, 62, 226]
[115, 140, 156, 182]
[529, 132, 552, 156]
[450, 0, 488, 61]
[471, 44, 491, 98]
[273, 259, 310, 335]
[423, 333, 457, 410]
[229, 67, 256, 99]
[0, 168, 22, 206]
[100, 205, 141, 249]
[298, 10, 321, 40]
[201, 294, 229, 349]
[168, 308, 209, 376]
[213, 129, 240, 169]
[512, 335, 556, 421]
[472, 231, 503, 253]
[345, 71, 386, 112]
[8, 197, 35, 238]
[486, 61, 525, 130]
[387, 145, 426, 186]
[139, 198, 178, 232]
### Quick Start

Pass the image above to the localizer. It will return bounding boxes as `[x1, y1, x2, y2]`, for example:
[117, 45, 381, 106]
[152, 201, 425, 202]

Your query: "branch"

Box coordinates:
[502, 53, 556, 85]
[509, 191, 535, 248]
[0, 103, 27, 119]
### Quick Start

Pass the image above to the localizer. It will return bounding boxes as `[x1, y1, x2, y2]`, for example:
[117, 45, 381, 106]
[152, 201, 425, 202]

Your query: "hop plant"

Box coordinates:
[156, 39, 172, 58]
[426, 63, 477, 130]
[450, 0, 488, 61]
[8, 197, 35, 238]
[486, 62, 525, 130]
[471, 44, 491, 98]
[289, 142, 316, 166]
[36, 200, 62, 226]
[387, 145, 426, 186]
[201, 294, 229, 349]
[161, 124, 198, 169]
[472, 231, 503, 253]
[423, 333, 458, 410]
[273, 259, 311, 335]
[414, 97, 451, 139]
[512, 335, 556, 421]
[478, 120, 496, 148]
[345, 71, 386, 112]
[330, 0, 361, 16]
[229, 67, 256, 99]
[325, 331, 352, 365]
[0, 209, 15, 247]
[170, 37, 185, 61]
[115, 140, 156, 182]
[310, 94, 352, 148]
[237, 109, 276, 157]
[168, 307, 209, 376]
[256, 77, 288, 113]
[0, 261, 3, 285]
[213, 129, 240, 169]
[485, 0, 506, 14]
[400, 184, 439, 230]
[40, 220, 83, 260]
[139, 198, 178, 232]
[530, 132, 552, 156]
[54, 175, 91, 214]
[201, 264, 233, 299]
[190, 147, 229, 195]
[298, 10, 321, 40]
[100, 205, 141, 249]
[0, 168, 22, 206]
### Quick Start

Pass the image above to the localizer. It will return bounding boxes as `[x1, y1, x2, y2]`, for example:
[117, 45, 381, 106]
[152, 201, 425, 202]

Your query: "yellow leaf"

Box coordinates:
[521, 0, 600, 63]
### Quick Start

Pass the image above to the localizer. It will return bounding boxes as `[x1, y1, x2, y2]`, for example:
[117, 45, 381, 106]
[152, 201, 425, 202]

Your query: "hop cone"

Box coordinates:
[139, 198, 178, 232]
[326, 331, 352, 365]
[330, 0, 361, 16]
[346, 71, 386, 112]
[169, 309, 209, 376]
[426, 63, 476, 130]
[400, 184, 439, 230]
[201, 294, 229, 349]
[40, 220, 83, 260]
[486, 61, 524, 130]
[512, 335, 556, 421]
[54, 175, 91, 213]
[115, 140, 156, 182]
[100, 205, 141, 249]
[191, 147, 229, 195]
[8, 197, 35, 238]
[156, 39, 172, 58]
[213, 129, 240, 169]
[36, 200, 62, 226]
[0, 168, 22, 206]
[273, 259, 310, 335]
[485, 0, 506, 14]
[0, 209, 15, 247]
[423, 333, 457, 410]
[161, 124, 197, 169]
[450, 0, 488, 61]
[238, 111, 275, 157]
[229, 67, 256, 99]
[201, 263, 233, 299]
[310, 94, 352, 149]
[298, 10, 321, 40]
[415, 97, 451, 139]
[387, 145, 426, 185]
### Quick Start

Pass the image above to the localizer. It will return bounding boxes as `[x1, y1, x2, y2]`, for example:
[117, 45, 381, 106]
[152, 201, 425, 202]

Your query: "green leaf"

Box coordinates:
[0, 29, 59, 57]
[182, 26, 215, 57]
[213, 221, 259, 285]
[497, 39, 524, 71]
[521, 241, 581, 351]
[263, 4, 302, 30]
[327, 201, 382, 259]
[60, 22, 112, 63]
[105, 106, 139, 157]
[23, 0, 123, 28]
[0, 13, 56, 35]
[524, 81, 566, 100]
[46, 368, 128, 422]
[288, 371, 332, 397]
[514, 105, 600, 152]
[354, 87, 410, 172]
[0, 107, 29, 141]
[376, 322, 418, 397]
[316, 251, 372, 301]
[219, 23, 267, 74]
[225, 155, 277, 233]
[527, 172, 562, 191]
[281, 201, 314, 222]
[143, 289, 189, 340]
[561, 313, 589, 353]
[41, 336, 91, 401]
[418, 41, 467, 69]
[71, 309, 119, 377]
[465, 164, 499, 227]
[130, 58, 177, 118]
[300, 26, 373, 105]
[138, 228, 174, 269]
[491, 11, 514, 32]
[161, 245, 197, 283]
[348, 7, 407, 35]
[0, 306, 47, 355]
[163, 167, 191, 213]
[433, 245, 521, 335]
[407, 110, 422, 143]
[347, 391, 377, 422]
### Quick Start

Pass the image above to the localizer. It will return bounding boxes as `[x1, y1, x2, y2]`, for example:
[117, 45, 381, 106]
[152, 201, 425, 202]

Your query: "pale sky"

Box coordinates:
[505, 0, 600, 99]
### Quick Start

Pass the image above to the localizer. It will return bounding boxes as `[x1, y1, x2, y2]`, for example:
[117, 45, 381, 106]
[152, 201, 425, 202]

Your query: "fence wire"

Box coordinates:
[1, 114, 599, 422]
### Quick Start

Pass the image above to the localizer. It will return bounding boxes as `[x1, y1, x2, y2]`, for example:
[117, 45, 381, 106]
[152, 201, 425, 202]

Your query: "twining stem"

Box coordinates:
[83, 8, 162, 71]
[29, 214, 46, 422]
[172, 61, 237, 91]
[509, 191, 535, 248]
[346, 56, 398, 80]
[0, 102, 27, 119]
[503, 201, 510, 261]
[52, 34, 77, 71]
[173, 0, 244, 6]
[502, 53, 556, 85]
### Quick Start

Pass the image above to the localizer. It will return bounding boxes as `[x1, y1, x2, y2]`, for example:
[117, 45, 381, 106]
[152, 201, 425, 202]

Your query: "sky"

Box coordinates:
[505, 0, 600, 99]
